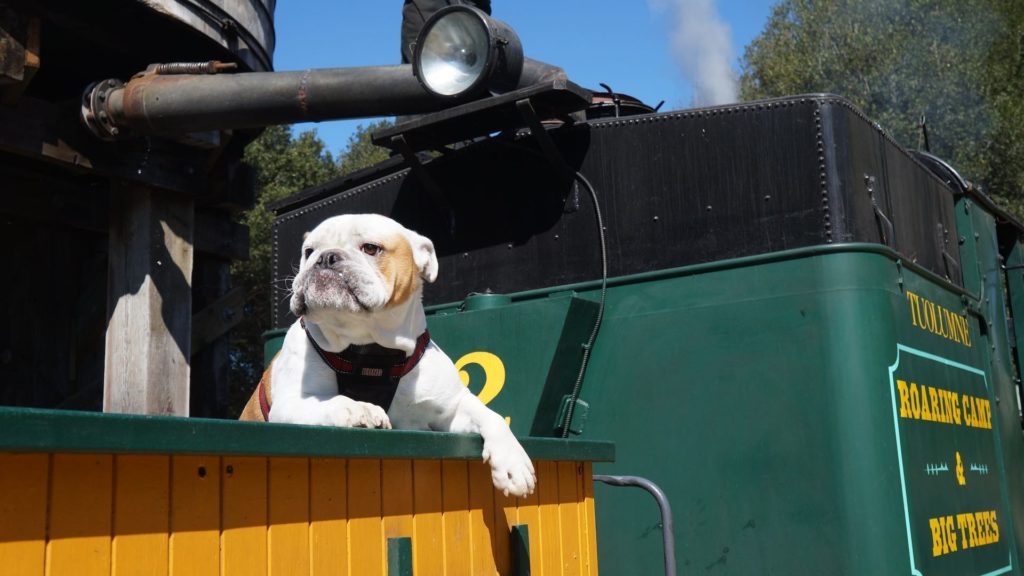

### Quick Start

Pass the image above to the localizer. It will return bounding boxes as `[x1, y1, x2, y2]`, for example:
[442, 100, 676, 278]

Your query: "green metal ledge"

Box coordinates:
[0, 407, 615, 462]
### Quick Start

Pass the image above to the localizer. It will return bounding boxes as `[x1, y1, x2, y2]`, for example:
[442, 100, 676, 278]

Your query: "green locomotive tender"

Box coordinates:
[270, 93, 1024, 574]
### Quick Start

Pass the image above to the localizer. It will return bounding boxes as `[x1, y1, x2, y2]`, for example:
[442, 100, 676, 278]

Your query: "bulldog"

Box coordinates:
[240, 214, 536, 497]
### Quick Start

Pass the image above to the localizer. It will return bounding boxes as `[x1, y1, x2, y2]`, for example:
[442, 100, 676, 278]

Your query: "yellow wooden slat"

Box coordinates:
[492, 476, 518, 575]
[169, 455, 220, 576]
[112, 455, 170, 576]
[516, 459, 548, 573]
[310, 458, 348, 576]
[539, 461, 564, 576]
[581, 463, 599, 576]
[412, 460, 443, 575]
[222, 457, 268, 576]
[347, 459, 383, 576]
[556, 461, 583, 576]
[46, 454, 113, 576]
[0, 453, 48, 576]
[441, 460, 471, 575]
[467, 461, 498, 575]
[382, 460, 414, 540]
[269, 457, 310, 576]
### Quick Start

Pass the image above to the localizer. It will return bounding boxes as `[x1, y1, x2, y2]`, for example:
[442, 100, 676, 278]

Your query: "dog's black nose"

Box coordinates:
[315, 250, 343, 269]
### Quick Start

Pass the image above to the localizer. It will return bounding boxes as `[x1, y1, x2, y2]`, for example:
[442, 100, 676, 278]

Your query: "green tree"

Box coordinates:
[739, 0, 1024, 211]
[229, 121, 393, 415]
[339, 119, 394, 175]
[229, 126, 340, 410]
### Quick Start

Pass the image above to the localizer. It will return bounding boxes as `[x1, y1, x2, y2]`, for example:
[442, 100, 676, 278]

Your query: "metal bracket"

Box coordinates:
[390, 134, 455, 235]
[515, 98, 569, 179]
[516, 97, 579, 211]
[593, 474, 677, 576]
[865, 174, 894, 247]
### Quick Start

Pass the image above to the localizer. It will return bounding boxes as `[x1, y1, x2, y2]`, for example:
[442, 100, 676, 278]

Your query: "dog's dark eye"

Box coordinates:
[303, 247, 314, 259]
[360, 243, 382, 257]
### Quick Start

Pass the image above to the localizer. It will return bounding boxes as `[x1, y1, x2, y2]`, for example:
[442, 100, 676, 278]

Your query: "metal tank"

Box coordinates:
[137, 0, 276, 72]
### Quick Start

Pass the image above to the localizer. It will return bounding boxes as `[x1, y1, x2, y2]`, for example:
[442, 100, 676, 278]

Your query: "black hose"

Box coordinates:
[560, 171, 607, 438]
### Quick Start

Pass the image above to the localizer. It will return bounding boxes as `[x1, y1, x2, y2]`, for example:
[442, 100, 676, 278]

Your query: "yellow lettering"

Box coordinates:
[904, 291, 971, 347]
[936, 306, 950, 338]
[897, 380, 911, 418]
[951, 391, 961, 424]
[967, 512, 979, 547]
[947, 511, 1002, 555]
[910, 383, 922, 419]
[908, 292, 922, 327]
[920, 385, 934, 421]
[930, 515, 958, 557]
[929, 386, 941, 422]
[979, 399, 992, 429]
[931, 517, 945, 557]
[921, 297, 937, 330]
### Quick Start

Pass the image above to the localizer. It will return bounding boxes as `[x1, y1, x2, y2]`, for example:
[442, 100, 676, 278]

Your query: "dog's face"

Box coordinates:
[290, 214, 438, 319]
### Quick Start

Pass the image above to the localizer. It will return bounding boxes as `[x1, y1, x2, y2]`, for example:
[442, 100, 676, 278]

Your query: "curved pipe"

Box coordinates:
[593, 474, 677, 576]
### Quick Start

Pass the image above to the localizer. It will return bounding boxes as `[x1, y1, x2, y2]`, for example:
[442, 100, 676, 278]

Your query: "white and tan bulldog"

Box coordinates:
[241, 213, 536, 497]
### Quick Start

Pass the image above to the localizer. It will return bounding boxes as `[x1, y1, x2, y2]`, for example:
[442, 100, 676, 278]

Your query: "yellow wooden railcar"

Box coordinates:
[0, 408, 613, 575]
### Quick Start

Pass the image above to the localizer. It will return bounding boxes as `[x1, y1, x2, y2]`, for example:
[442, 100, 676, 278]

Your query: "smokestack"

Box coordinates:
[651, 0, 739, 106]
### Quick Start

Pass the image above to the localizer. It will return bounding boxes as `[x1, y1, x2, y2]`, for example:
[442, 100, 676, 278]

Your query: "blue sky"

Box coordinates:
[272, 0, 777, 158]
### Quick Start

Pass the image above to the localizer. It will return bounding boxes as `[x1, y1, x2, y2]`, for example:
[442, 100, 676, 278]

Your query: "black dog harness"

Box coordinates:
[302, 318, 430, 411]
[256, 320, 431, 421]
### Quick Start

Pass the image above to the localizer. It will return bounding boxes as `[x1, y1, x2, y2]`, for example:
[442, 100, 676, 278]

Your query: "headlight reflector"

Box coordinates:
[413, 6, 523, 98]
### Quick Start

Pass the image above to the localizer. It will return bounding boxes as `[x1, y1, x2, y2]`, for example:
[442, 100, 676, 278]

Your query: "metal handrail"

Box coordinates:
[593, 474, 676, 576]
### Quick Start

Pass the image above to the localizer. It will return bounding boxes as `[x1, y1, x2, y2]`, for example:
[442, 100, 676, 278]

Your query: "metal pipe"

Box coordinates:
[593, 474, 677, 576]
[100, 65, 443, 138]
[83, 58, 571, 140]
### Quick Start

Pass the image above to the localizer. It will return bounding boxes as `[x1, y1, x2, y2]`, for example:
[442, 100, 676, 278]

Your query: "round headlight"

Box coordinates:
[413, 6, 523, 98]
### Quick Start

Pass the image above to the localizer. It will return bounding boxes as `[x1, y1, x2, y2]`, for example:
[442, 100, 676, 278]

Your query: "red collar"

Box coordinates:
[300, 317, 431, 380]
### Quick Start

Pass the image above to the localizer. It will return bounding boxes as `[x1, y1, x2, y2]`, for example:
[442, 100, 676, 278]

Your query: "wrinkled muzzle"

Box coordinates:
[290, 254, 386, 318]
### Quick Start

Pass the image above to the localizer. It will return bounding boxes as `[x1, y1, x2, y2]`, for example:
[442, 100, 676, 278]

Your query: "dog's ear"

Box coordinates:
[408, 232, 438, 283]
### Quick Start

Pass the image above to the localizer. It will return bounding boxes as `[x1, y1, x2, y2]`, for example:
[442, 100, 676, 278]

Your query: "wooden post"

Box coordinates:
[104, 182, 194, 415]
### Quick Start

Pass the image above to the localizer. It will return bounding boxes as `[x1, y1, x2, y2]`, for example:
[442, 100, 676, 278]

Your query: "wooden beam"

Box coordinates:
[0, 10, 40, 104]
[0, 96, 210, 196]
[104, 182, 194, 416]
[191, 286, 245, 357]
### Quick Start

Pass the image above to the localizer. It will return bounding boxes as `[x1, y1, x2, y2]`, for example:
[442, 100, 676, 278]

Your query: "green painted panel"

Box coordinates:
[387, 537, 413, 576]
[427, 292, 599, 437]
[263, 328, 287, 367]
[420, 244, 1022, 575]
[0, 407, 614, 462]
[956, 195, 1024, 569]
[511, 524, 530, 576]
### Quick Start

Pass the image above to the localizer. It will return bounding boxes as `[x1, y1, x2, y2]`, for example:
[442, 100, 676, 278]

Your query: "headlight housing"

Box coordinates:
[413, 5, 524, 98]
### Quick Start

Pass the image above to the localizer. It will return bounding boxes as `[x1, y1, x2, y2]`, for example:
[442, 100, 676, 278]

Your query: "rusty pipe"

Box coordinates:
[82, 58, 568, 140]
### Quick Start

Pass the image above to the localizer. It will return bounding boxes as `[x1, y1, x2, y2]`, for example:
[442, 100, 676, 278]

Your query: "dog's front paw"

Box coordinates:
[330, 399, 392, 429]
[483, 433, 536, 498]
